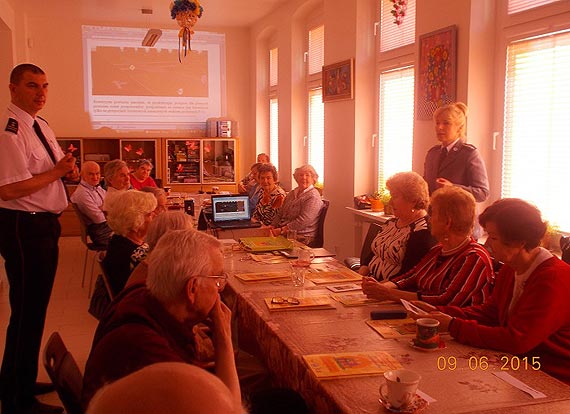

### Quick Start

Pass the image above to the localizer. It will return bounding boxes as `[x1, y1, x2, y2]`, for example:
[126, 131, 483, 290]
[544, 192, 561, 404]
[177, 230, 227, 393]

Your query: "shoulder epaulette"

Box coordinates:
[462, 143, 477, 150]
[37, 115, 49, 125]
[5, 118, 18, 134]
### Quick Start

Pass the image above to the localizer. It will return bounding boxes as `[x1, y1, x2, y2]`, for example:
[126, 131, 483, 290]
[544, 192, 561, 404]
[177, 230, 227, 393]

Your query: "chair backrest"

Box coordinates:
[310, 199, 330, 248]
[360, 223, 383, 264]
[560, 236, 570, 264]
[71, 202, 90, 247]
[43, 332, 84, 414]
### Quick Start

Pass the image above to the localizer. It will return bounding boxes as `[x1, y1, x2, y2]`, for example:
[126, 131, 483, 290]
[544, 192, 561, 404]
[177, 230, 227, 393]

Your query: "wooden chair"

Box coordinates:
[309, 199, 330, 248]
[344, 223, 383, 271]
[71, 203, 106, 294]
[43, 332, 84, 414]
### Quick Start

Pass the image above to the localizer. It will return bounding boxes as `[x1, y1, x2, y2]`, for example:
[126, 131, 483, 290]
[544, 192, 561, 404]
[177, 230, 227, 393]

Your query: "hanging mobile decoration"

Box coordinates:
[170, 0, 204, 62]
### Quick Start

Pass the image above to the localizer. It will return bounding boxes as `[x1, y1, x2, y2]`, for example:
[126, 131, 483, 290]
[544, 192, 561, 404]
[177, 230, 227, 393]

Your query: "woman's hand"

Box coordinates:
[436, 177, 453, 187]
[408, 300, 453, 332]
[358, 265, 370, 276]
[361, 277, 396, 301]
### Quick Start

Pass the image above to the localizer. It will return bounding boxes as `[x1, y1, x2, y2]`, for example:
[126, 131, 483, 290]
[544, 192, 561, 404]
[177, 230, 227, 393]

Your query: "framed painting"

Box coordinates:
[322, 59, 354, 102]
[416, 25, 457, 120]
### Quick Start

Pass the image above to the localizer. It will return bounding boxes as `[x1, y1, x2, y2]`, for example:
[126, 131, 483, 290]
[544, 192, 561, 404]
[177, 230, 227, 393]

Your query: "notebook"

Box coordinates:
[211, 194, 261, 229]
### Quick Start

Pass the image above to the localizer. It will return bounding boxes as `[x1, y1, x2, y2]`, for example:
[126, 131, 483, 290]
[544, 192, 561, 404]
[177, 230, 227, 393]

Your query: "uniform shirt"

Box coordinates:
[0, 103, 68, 213]
[70, 179, 107, 224]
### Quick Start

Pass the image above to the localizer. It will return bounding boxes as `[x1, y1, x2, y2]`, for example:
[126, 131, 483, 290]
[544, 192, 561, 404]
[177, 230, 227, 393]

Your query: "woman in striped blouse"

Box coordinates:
[359, 171, 437, 281]
[362, 186, 493, 307]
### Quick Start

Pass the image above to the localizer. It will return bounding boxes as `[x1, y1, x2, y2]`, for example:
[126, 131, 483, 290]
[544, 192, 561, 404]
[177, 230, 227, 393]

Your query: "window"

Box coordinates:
[269, 47, 279, 169]
[308, 88, 324, 183]
[508, 0, 561, 14]
[502, 29, 570, 230]
[375, 0, 416, 190]
[307, 25, 325, 182]
[269, 98, 279, 170]
[377, 66, 415, 186]
[379, 0, 416, 52]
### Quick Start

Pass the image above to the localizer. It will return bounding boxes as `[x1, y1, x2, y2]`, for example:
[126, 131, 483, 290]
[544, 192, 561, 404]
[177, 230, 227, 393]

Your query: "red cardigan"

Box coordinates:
[440, 256, 570, 384]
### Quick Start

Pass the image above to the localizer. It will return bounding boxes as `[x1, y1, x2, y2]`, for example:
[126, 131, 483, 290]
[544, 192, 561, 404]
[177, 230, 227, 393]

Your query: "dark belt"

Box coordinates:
[0, 208, 62, 218]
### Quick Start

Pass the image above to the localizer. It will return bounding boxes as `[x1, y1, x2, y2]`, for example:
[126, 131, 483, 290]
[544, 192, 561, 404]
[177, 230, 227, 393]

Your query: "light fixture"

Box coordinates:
[142, 28, 162, 47]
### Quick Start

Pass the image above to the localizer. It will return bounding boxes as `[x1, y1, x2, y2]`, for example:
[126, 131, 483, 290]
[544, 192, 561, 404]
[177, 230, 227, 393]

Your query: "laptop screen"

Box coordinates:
[211, 195, 251, 222]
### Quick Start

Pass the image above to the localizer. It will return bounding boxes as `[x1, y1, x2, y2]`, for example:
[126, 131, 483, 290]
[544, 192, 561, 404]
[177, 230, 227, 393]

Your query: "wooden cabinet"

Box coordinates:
[165, 138, 237, 190]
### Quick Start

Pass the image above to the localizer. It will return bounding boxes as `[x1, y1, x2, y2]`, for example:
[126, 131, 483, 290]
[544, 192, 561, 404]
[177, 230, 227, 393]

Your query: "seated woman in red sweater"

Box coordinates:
[362, 186, 494, 307]
[414, 198, 570, 384]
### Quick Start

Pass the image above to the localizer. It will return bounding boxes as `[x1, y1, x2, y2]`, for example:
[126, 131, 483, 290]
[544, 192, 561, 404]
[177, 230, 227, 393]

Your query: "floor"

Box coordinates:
[0, 236, 100, 410]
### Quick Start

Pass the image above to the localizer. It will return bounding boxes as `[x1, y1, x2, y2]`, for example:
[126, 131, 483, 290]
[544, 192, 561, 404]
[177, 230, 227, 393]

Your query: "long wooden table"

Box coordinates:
[222, 246, 570, 413]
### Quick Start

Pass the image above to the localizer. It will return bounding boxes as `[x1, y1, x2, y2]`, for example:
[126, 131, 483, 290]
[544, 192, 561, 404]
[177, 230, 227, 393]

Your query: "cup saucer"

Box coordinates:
[409, 339, 446, 352]
[378, 394, 428, 413]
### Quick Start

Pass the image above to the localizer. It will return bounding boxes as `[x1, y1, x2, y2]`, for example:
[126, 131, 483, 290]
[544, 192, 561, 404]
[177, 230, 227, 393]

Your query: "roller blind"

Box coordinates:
[380, 0, 416, 52]
[308, 88, 324, 183]
[502, 29, 570, 231]
[377, 66, 415, 188]
[508, 0, 561, 14]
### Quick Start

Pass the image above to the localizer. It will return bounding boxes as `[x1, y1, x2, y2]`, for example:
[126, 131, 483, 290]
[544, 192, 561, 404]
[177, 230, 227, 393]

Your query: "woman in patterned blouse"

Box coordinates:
[359, 171, 436, 281]
[252, 163, 286, 226]
[362, 186, 494, 307]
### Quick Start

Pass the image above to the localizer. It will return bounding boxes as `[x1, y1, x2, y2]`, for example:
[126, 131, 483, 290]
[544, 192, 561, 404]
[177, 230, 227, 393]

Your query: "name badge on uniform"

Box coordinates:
[5, 118, 18, 134]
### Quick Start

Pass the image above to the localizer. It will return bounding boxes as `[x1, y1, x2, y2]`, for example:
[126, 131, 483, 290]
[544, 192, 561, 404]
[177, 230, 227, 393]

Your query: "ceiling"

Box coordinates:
[20, 0, 290, 28]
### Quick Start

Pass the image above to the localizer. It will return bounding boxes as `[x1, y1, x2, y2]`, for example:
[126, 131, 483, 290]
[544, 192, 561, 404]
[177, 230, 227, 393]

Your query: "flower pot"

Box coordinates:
[370, 199, 384, 212]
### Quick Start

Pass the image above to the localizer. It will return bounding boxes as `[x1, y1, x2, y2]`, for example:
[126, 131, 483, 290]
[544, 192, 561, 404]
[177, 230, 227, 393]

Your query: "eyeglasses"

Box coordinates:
[271, 296, 300, 305]
[195, 273, 229, 290]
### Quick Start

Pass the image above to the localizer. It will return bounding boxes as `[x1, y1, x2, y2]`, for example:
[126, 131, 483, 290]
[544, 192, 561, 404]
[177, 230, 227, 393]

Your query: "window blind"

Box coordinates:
[502, 29, 570, 231]
[377, 66, 415, 188]
[308, 25, 325, 76]
[269, 98, 279, 170]
[380, 0, 416, 52]
[508, 0, 561, 14]
[308, 88, 324, 183]
[270, 48, 278, 87]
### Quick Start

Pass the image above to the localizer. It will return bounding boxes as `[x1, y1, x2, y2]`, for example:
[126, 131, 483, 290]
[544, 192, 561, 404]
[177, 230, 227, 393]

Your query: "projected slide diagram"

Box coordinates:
[83, 25, 225, 132]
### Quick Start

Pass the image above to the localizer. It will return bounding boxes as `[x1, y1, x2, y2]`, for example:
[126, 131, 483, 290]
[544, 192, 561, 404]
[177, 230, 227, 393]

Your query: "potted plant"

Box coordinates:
[369, 189, 390, 212]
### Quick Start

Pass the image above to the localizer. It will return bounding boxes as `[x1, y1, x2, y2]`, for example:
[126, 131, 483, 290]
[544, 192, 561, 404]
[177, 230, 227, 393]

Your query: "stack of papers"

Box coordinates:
[366, 318, 417, 339]
[303, 351, 401, 378]
[239, 236, 294, 252]
[235, 271, 291, 282]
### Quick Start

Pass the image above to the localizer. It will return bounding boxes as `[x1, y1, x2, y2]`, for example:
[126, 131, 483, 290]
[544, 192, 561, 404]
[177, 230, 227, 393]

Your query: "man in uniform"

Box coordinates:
[0, 63, 77, 414]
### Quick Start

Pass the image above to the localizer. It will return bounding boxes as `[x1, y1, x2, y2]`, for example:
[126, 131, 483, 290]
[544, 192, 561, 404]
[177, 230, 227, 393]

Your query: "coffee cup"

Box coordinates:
[379, 369, 421, 410]
[415, 318, 440, 349]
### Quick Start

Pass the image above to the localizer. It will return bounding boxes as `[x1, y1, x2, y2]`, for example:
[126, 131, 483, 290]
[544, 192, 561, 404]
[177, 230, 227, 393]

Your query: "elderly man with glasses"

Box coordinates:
[81, 229, 239, 409]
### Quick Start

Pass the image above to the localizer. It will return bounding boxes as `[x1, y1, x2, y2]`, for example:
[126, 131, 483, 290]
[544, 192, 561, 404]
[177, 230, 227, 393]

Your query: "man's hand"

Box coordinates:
[54, 153, 77, 177]
[65, 164, 79, 181]
[208, 297, 233, 351]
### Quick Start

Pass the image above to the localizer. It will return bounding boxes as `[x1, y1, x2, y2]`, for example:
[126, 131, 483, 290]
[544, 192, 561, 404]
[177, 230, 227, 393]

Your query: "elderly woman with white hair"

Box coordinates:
[271, 164, 323, 246]
[126, 211, 194, 288]
[102, 190, 157, 296]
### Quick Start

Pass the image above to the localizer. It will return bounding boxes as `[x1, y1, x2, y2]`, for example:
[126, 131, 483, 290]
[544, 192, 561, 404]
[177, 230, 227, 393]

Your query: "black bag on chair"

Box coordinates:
[88, 274, 111, 320]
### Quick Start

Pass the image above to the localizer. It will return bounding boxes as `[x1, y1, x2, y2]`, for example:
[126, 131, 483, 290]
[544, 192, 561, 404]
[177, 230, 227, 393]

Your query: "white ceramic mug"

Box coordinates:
[379, 369, 421, 410]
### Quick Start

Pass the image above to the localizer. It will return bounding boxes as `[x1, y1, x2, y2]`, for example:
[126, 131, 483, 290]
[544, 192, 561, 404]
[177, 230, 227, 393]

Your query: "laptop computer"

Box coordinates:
[211, 194, 262, 229]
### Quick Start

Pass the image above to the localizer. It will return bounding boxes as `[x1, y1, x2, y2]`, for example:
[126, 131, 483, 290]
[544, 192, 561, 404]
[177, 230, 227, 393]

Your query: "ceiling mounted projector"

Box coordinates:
[142, 28, 162, 47]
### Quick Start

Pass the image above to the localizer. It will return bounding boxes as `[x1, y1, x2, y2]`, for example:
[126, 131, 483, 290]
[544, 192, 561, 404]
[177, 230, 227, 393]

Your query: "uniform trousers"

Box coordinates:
[0, 208, 60, 411]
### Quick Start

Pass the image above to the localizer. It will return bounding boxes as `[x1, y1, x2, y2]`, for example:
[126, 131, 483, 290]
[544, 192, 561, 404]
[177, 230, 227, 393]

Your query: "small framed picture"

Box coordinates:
[322, 58, 354, 102]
